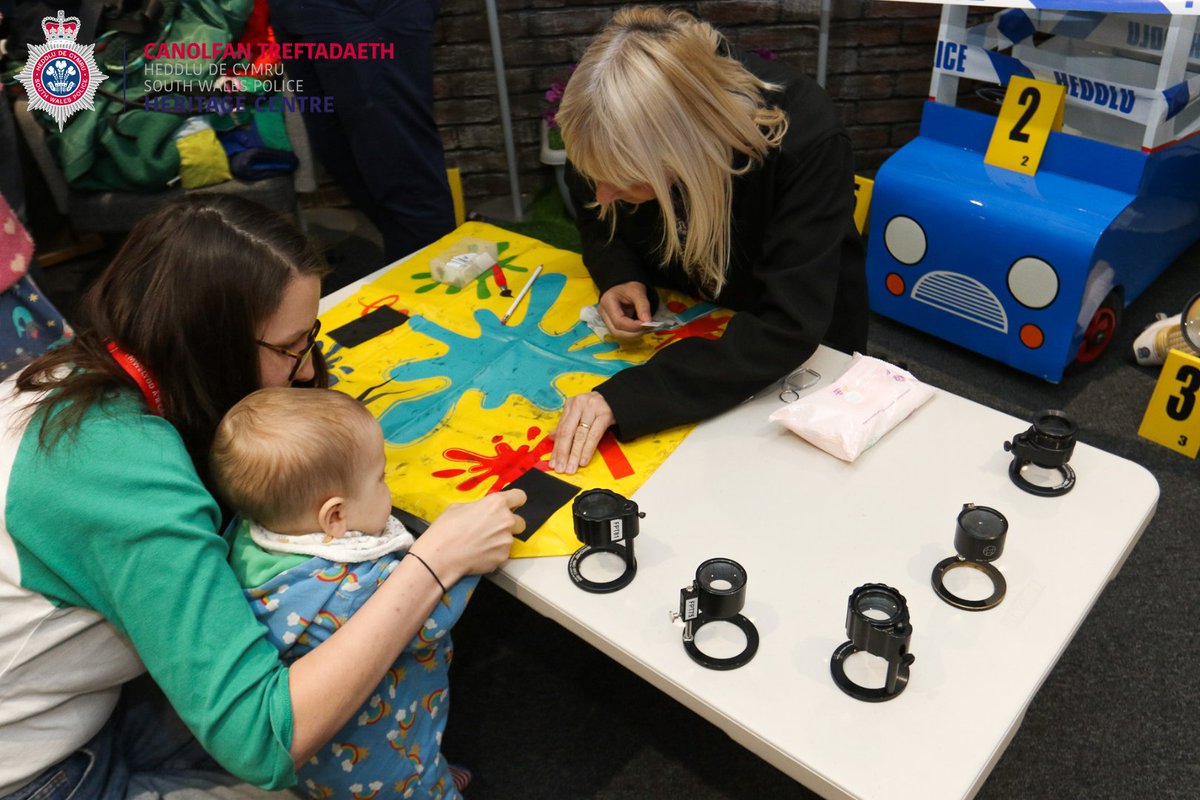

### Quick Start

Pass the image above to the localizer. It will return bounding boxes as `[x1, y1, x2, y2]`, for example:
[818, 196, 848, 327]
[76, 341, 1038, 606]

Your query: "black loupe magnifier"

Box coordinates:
[1003, 409, 1077, 496]
[677, 558, 759, 670]
[830, 583, 915, 702]
[931, 504, 1008, 611]
[568, 489, 643, 593]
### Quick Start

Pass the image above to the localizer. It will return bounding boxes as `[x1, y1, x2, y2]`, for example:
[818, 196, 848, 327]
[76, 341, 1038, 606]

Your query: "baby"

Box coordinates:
[212, 387, 475, 799]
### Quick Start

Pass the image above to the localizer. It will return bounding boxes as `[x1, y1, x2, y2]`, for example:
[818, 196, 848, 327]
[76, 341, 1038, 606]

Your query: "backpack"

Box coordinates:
[8, 0, 284, 192]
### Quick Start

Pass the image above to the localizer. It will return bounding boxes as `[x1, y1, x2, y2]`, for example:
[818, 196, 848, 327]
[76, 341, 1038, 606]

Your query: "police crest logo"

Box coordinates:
[14, 10, 109, 132]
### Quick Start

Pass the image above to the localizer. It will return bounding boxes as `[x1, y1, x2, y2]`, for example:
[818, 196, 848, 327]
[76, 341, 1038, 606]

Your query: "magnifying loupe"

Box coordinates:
[677, 558, 759, 670]
[568, 489, 643, 593]
[1004, 410, 1077, 497]
[1146, 290, 1200, 360]
[1182, 291, 1200, 354]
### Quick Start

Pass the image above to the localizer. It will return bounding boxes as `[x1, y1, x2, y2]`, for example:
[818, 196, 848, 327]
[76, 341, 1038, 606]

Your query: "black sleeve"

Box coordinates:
[595, 131, 863, 441]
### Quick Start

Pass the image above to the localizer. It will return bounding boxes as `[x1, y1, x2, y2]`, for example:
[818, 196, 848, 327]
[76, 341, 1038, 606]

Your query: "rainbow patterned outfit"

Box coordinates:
[228, 518, 477, 800]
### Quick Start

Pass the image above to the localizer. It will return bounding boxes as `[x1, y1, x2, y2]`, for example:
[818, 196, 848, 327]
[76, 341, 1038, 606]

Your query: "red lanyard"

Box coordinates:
[105, 340, 164, 416]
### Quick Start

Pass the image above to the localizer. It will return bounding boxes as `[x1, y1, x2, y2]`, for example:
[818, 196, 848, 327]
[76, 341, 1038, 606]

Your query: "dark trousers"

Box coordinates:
[0, 675, 273, 800]
[268, 0, 455, 262]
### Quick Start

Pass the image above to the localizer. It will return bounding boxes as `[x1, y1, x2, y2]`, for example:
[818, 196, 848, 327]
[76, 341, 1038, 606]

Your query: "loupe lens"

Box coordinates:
[854, 588, 901, 623]
[1032, 411, 1076, 442]
[1183, 291, 1200, 353]
[958, 506, 1007, 538]
[576, 491, 626, 519]
[698, 560, 745, 594]
[1016, 462, 1070, 488]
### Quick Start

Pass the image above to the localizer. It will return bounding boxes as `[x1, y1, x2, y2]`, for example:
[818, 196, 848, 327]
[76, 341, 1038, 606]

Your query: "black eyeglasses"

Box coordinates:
[257, 319, 321, 382]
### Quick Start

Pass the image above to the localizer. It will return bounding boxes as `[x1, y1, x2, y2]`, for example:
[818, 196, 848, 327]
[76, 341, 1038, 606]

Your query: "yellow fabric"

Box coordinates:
[176, 129, 232, 189]
[319, 222, 732, 558]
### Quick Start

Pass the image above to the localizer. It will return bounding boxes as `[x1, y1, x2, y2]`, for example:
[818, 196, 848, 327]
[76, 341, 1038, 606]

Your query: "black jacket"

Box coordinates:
[567, 56, 868, 441]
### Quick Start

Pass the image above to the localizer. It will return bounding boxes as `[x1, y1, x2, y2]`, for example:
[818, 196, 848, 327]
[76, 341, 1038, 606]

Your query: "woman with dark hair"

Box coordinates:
[0, 194, 526, 799]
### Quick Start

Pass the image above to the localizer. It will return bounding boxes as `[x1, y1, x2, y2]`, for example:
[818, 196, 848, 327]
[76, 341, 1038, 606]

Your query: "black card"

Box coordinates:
[391, 506, 430, 536]
[327, 306, 409, 348]
[502, 468, 581, 542]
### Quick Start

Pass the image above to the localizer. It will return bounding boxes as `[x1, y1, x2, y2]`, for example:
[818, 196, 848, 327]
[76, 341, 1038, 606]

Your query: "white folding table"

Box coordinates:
[321, 272, 1157, 800]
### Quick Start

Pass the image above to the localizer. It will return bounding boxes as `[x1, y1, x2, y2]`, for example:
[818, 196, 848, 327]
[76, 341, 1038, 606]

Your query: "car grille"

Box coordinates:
[911, 271, 1008, 333]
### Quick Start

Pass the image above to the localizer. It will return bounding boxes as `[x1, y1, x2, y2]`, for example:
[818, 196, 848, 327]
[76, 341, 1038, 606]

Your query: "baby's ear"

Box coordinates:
[318, 497, 349, 538]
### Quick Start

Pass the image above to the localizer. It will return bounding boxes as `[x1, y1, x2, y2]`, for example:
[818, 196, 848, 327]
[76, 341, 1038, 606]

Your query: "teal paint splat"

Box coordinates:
[377, 272, 635, 445]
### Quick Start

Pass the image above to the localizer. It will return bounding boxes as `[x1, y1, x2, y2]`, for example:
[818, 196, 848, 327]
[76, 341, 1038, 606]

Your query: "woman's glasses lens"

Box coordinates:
[287, 320, 322, 382]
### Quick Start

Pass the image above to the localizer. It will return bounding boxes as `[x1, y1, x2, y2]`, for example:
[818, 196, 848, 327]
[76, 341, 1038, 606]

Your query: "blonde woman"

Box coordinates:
[549, 6, 868, 473]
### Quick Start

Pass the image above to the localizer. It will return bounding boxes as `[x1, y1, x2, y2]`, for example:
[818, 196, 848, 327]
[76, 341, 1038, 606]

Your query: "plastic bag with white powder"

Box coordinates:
[768, 353, 933, 462]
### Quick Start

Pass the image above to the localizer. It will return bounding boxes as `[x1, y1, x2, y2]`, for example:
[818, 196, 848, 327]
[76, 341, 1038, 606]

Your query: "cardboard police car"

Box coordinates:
[866, 2, 1200, 381]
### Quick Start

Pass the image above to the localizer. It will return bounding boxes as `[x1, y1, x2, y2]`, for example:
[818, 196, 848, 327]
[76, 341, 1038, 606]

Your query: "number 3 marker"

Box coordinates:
[1138, 348, 1200, 458]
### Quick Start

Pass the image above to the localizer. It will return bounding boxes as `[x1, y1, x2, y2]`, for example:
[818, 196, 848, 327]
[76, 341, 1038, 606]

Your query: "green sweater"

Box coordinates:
[0, 384, 295, 794]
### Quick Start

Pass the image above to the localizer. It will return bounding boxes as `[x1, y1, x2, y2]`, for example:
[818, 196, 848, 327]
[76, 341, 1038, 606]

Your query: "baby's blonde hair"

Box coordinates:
[558, 6, 788, 295]
[210, 388, 381, 531]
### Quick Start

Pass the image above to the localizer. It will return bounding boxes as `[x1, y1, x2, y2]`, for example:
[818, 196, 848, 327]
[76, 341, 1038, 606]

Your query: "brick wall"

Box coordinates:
[432, 0, 944, 208]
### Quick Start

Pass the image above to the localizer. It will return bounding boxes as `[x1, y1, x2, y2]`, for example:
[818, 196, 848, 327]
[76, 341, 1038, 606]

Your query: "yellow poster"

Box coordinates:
[318, 222, 732, 557]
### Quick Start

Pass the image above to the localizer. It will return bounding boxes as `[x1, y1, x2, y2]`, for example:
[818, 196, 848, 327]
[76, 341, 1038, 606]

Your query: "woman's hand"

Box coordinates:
[416, 490, 528, 585]
[598, 281, 652, 340]
[549, 392, 614, 474]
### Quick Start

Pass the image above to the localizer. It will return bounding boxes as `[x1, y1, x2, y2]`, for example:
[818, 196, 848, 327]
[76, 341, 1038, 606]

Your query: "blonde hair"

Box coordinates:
[558, 6, 788, 295]
[210, 388, 381, 530]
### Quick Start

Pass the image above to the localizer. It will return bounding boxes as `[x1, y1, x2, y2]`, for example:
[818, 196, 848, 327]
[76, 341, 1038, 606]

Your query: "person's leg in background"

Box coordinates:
[268, 0, 455, 263]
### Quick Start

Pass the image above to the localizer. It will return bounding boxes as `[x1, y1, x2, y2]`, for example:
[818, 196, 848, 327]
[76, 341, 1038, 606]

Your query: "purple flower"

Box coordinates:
[544, 70, 574, 130]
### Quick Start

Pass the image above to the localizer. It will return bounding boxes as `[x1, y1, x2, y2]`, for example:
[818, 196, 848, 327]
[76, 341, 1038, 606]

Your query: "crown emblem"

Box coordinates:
[42, 11, 81, 43]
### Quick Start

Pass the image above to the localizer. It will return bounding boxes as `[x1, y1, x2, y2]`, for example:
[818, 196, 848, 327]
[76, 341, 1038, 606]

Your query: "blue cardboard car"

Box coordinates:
[865, 2, 1200, 381]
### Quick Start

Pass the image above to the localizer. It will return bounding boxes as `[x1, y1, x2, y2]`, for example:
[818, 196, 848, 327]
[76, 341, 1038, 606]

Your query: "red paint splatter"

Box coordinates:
[432, 426, 554, 493]
[653, 311, 729, 351]
[596, 431, 634, 479]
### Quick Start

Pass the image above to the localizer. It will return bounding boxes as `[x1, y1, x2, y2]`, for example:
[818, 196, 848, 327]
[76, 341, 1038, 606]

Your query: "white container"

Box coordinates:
[429, 237, 498, 288]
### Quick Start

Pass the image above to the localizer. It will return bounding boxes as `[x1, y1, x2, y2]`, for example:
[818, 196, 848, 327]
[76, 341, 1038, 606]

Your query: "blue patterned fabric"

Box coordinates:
[0, 192, 70, 379]
[244, 551, 478, 800]
[0, 274, 71, 380]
